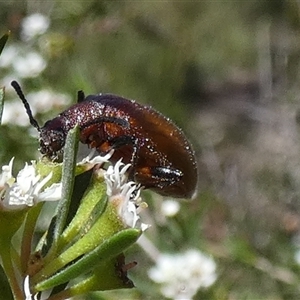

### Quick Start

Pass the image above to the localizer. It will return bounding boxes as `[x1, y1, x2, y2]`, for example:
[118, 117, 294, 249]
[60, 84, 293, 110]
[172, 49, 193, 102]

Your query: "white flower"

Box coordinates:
[27, 89, 71, 113]
[104, 159, 149, 231]
[148, 249, 217, 300]
[13, 52, 47, 78]
[2, 87, 70, 126]
[21, 13, 50, 41]
[105, 159, 132, 196]
[161, 199, 180, 217]
[0, 159, 62, 210]
[0, 44, 19, 68]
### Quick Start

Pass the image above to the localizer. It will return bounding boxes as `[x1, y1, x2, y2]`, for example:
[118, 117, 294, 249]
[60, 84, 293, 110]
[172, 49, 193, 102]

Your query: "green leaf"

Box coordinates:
[42, 125, 80, 259]
[35, 228, 141, 291]
[0, 31, 9, 57]
[0, 88, 4, 124]
[53, 126, 79, 241]
[58, 174, 107, 251]
[0, 29, 9, 124]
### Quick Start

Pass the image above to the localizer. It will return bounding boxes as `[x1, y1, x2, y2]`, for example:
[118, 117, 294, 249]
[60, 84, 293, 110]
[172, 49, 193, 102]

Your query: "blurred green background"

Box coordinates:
[2, 0, 300, 299]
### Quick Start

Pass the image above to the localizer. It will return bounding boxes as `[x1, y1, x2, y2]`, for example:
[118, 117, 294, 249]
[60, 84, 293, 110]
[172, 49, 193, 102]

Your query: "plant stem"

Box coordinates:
[0, 241, 23, 300]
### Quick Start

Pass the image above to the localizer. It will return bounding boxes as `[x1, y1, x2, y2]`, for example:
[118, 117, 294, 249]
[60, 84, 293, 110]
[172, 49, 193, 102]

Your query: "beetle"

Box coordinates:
[11, 81, 198, 199]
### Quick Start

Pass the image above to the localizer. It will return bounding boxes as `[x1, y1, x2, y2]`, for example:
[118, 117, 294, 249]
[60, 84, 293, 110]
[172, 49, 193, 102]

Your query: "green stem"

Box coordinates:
[21, 203, 43, 274]
[0, 209, 28, 299]
[10, 245, 21, 276]
[0, 241, 23, 300]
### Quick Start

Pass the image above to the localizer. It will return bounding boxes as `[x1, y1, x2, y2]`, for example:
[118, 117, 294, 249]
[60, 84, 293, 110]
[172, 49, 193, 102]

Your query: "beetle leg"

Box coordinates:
[104, 135, 141, 179]
[128, 137, 139, 165]
[135, 166, 183, 189]
[108, 135, 140, 164]
[108, 135, 136, 150]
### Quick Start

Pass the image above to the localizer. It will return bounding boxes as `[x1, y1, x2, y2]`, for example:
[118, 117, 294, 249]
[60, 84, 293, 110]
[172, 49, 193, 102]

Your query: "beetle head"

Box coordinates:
[39, 125, 66, 158]
[11, 81, 66, 160]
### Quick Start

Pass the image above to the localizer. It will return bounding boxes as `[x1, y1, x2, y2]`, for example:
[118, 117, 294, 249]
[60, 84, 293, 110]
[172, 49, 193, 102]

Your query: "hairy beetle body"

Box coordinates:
[11, 81, 198, 199]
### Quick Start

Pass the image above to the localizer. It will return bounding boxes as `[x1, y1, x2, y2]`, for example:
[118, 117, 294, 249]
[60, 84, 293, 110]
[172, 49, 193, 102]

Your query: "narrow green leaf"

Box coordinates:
[0, 31, 10, 57]
[35, 228, 141, 291]
[53, 126, 79, 242]
[0, 88, 4, 124]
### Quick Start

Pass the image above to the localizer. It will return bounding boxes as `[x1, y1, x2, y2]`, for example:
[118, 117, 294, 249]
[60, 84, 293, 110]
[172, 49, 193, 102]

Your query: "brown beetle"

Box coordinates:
[11, 81, 198, 198]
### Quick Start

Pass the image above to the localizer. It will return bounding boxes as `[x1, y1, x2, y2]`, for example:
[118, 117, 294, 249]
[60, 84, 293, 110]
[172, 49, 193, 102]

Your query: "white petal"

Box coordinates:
[24, 276, 38, 300]
[33, 171, 53, 196]
[0, 157, 15, 187]
[38, 183, 62, 201]
[16, 163, 39, 193]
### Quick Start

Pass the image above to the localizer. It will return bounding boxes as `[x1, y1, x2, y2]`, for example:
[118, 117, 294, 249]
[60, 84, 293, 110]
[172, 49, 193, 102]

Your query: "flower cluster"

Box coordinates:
[1, 88, 71, 127]
[104, 159, 149, 231]
[148, 249, 217, 300]
[0, 149, 147, 299]
[0, 13, 71, 127]
[0, 158, 61, 210]
[0, 13, 50, 79]
[21, 13, 50, 42]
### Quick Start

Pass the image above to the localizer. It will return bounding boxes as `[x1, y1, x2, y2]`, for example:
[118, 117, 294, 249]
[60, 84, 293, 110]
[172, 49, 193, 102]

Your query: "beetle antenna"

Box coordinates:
[11, 81, 40, 131]
[77, 90, 85, 103]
